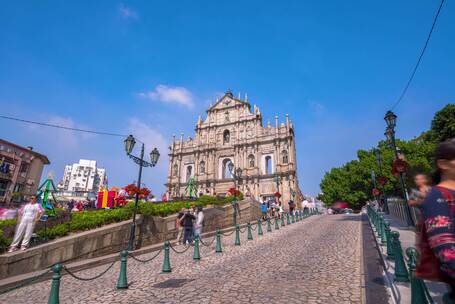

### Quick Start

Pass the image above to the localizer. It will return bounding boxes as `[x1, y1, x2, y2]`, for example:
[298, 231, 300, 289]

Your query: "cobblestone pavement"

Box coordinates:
[0, 214, 364, 304]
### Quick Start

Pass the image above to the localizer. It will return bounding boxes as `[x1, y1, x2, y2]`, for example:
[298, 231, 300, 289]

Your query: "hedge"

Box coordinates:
[0, 195, 241, 250]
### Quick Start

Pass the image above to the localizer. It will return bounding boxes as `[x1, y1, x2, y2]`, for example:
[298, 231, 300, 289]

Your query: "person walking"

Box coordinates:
[260, 198, 268, 220]
[181, 208, 196, 245]
[419, 139, 455, 301]
[288, 199, 295, 215]
[409, 173, 432, 207]
[194, 206, 204, 237]
[176, 208, 185, 244]
[8, 196, 44, 252]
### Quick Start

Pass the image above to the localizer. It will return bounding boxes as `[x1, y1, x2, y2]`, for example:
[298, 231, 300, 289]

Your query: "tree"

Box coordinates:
[319, 138, 434, 210]
[430, 104, 455, 143]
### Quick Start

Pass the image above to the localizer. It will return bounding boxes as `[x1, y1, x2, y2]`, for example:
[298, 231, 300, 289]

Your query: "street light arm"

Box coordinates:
[128, 153, 155, 167]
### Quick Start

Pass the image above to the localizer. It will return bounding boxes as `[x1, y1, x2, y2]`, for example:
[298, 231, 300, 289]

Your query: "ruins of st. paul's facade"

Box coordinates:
[166, 91, 302, 205]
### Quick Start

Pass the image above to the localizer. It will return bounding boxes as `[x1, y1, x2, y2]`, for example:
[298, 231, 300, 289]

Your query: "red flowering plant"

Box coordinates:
[124, 184, 139, 197]
[124, 184, 151, 199]
[274, 192, 282, 198]
[377, 176, 387, 186]
[227, 188, 242, 198]
[372, 188, 381, 197]
[391, 159, 409, 177]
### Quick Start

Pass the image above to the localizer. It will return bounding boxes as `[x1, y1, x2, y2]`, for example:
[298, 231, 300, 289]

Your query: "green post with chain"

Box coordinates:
[162, 241, 171, 273]
[274, 217, 280, 230]
[391, 231, 409, 282]
[281, 214, 285, 227]
[193, 235, 201, 260]
[116, 250, 129, 289]
[235, 225, 241, 246]
[384, 221, 394, 260]
[406, 247, 430, 304]
[267, 217, 272, 232]
[291, 213, 295, 223]
[286, 212, 291, 225]
[257, 219, 263, 236]
[247, 222, 253, 240]
[215, 228, 222, 253]
[48, 263, 62, 304]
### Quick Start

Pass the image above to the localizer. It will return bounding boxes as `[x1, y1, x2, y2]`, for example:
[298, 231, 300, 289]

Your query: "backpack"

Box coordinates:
[416, 186, 454, 281]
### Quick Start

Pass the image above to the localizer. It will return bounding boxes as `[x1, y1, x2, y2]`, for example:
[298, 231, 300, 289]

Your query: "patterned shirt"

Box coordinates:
[421, 187, 455, 279]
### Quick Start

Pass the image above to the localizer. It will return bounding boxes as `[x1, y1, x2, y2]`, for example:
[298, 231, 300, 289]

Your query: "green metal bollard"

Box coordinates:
[215, 228, 222, 253]
[274, 217, 280, 230]
[296, 212, 300, 222]
[116, 250, 129, 289]
[406, 247, 430, 304]
[300, 210, 303, 220]
[384, 221, 394, 260]
[247, 222, 253, 240]
[391, 231, 409, 282]
[281, 214, 285, 227]
[162, 241, 171, 273]
[286, 213, 291, 225]
[235, 225, 241, 246]
[267, 218, 272, 232]
[379, 216, 387, 246]
[48, 263, 62, 304]
[291, 213, 295, 223]
[257, 219, 263, 236]
[193, 235, 201, 260]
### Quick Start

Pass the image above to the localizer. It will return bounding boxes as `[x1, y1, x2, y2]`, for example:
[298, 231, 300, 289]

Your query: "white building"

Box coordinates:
[58, 159, 107, 197]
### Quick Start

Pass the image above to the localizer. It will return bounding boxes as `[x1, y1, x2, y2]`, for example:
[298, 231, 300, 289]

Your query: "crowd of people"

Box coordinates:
[259, 196, 316, 221]
[175, 206, 205, 245]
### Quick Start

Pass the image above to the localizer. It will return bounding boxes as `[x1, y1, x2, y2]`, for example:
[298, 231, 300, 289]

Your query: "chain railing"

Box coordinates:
[0, 210, 318, 303]
[367, 205, 435, 304]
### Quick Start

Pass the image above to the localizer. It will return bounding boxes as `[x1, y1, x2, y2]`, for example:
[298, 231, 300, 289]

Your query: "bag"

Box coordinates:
[416, 186, 455, 281]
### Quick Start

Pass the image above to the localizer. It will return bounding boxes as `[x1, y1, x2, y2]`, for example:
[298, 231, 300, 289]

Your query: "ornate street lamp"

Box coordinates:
[384, 110, 397, 129]
[383, 112, 414, 226]
[274, 175, 281, 193]
[228, 163, 242, 226]
[124, 135, 160, 250]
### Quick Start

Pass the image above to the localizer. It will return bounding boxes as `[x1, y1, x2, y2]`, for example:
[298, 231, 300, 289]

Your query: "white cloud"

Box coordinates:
[138, 85, 195, 108]
[119, 3, 138, 19]
[307, 101, 326, 115]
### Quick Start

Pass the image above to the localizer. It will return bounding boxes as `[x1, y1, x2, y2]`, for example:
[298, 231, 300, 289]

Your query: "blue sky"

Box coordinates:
[0, 1, 453, 196]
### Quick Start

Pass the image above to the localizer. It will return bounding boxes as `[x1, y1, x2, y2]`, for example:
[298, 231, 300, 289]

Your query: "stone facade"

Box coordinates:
[166, 91, 302, 206]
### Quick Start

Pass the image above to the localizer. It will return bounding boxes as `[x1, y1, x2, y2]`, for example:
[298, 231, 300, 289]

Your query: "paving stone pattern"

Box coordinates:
[0, 214, 363, 304]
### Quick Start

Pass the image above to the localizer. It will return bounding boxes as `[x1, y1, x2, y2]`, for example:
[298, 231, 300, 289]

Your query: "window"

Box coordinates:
[248, 154, 255, 168]
[199, 161, 205, 174]
[223, 130, 230, 144]
[265, 156, 272, 174]
[0, 180, 8, 197]
[186, 166, 193, 182]
[19, 163, 29, 173]
[222, 158, 233, 179]
[173, 164, 178, 176]
[282, 150, 289, 164]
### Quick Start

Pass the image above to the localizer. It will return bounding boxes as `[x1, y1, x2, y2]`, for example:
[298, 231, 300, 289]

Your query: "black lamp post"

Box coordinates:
[274, 175, 282, 193]
[374, 148, 388, 214]
[124, 135, 160, 250]
[228, 162, 242, 225]
[383, 112, 414, 226]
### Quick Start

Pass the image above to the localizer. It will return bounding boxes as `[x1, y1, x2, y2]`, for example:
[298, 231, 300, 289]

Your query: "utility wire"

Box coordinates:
[0, 114, 128, 138]
[391, 0, 446, 110]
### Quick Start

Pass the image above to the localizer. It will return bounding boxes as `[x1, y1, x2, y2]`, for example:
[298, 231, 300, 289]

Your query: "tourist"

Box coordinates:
[181, 208, 196, 245]
[419, 139, 455, 300]
[194, 206, 204, 237]
[409, 173, 432, 207]
[288, 199, 295, 215]
[301, 197, 309, 213]
[8, 196, 44, 252]
[260, 198, 268, 220]
[176, 208, 185, 244]
[278, 201, 284, 218]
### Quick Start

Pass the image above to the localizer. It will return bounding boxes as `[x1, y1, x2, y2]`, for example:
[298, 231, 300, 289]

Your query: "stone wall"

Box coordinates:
[0, 198, 260, 279]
